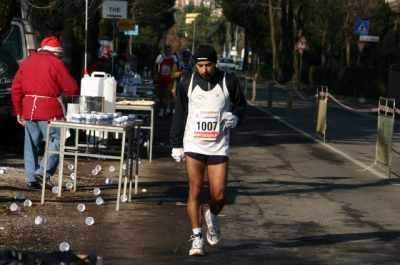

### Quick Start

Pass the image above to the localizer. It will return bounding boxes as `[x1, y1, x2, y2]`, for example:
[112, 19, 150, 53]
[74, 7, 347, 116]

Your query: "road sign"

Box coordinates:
[354, 20, 369, 35]
[294, 36, 309, 51]
[124, 25, 139, 36]
[102, 1, 127, 19]
[357, 41, 366, 54]
[359, 35, 379, 42]
[118, 19, 135, 31]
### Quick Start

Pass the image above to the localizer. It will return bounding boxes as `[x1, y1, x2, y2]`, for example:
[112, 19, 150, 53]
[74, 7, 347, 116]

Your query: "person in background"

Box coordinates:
[88, 49, 114, 76]
[114, 53, 127, 82]
[170, 45, 247, 256]
[114, 53, 127, 93]
[170, 50, 195, 102]
[11, 36, 79, 189]
[154, 45, 177, 117]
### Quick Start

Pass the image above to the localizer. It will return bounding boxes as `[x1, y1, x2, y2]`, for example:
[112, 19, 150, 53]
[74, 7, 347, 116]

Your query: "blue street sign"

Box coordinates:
[354, 20, 369, 35]
[124, 25, 139, 35]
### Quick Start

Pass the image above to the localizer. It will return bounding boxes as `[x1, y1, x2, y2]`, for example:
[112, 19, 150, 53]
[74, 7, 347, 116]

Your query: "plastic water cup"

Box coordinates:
[23, 199, 32, 207]
[35, 216, 47, 225]
[93, 188, 101, 196]
[223, 111, 233, 118]
[95, 165, 102, 171]
[59, 242, 70, 252]
[10, 203, 20, 212]
[66, 182, 73, 189]
[15, 192, 25, 200]
[109, 166, 116, 172]
[67, 164, 74, 170]
[120, 195, 128, 202]
[91, 169, 98, 176]
[70, 173, 76, 180]
[52, 186, 59, 194]
[105, 178, 114, 185]
[85, 217, 94, 225]
[77, 203, 85, 212]
[96, 197, 105, 205]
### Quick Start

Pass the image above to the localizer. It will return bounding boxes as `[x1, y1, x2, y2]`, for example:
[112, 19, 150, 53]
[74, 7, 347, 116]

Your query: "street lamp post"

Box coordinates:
[185, 13, 200, 53]
[192, 18, 196, 54]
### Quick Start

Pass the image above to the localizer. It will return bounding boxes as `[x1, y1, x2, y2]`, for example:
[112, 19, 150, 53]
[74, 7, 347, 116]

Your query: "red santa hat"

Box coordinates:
[102, 49, 113, 58]
[41, 36, 63, 53]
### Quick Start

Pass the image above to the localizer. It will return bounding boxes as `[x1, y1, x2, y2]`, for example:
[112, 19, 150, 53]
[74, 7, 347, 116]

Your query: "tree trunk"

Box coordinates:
[321, 29, 327, 66]
[269, 0, 278, 80]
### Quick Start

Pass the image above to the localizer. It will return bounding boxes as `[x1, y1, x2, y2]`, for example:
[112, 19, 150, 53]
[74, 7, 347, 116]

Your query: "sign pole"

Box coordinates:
[84, 0, 88, 71]
[294, 36, 309, 88]
[298, 50, 303, 88]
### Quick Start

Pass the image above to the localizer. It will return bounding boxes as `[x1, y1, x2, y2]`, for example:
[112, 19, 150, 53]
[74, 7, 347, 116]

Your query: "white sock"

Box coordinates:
[192, 227, 202, 236]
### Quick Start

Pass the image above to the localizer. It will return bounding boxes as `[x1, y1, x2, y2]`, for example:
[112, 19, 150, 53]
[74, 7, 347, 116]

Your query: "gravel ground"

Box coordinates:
[0, 147, 127, 263]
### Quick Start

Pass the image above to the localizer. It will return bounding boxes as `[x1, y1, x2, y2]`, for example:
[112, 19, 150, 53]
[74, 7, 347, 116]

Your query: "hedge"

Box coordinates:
[309, 66, 388, 100]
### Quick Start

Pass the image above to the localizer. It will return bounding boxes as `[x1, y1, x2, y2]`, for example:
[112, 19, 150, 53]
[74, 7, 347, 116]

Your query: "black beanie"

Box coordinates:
[193, 45, 217, 63]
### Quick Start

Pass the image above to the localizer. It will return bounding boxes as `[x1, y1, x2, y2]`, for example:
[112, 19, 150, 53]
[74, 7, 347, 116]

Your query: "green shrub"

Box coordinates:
[309, 66, 388, 100]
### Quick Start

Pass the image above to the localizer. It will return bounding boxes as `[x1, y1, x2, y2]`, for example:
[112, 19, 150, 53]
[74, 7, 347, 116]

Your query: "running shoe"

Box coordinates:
[189, 234, 204, 256]
[205, 209, 220, 245]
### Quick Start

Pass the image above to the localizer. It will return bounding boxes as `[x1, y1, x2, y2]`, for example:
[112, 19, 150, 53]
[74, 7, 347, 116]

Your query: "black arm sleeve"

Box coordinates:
[225, 73, 247, 124]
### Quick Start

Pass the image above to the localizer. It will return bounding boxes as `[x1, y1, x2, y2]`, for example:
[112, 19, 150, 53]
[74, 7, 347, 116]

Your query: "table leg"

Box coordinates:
[135, 125, 141, 194]
[41, 123, 51, 205]
[116, 131, 126, 211]
[127, 128, 133, 202]
[149, 108, 154, 163]
[57, 126, 66, 197]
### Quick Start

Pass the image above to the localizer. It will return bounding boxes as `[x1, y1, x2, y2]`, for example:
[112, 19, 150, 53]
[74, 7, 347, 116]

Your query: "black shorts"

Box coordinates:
[185, 152, 228, 165]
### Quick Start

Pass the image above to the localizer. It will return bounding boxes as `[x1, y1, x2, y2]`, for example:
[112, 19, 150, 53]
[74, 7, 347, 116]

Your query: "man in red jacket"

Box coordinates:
[11, 36, 79, 189]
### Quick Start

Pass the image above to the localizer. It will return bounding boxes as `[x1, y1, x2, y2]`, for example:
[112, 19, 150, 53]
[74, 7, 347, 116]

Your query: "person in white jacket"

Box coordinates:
[169, 45, 247, 256]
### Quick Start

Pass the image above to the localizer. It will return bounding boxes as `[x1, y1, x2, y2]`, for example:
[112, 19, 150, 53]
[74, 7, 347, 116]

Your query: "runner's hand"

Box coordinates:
[171, 148, 185, 162]
[224, 115, 238, 129]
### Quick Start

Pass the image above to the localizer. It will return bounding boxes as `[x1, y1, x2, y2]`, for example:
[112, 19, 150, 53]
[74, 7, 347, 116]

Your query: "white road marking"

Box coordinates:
[252, 105, 388, 180]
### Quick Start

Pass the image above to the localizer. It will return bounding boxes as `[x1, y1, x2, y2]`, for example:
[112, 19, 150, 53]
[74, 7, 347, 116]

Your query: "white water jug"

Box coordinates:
[80, 71, 117, 113]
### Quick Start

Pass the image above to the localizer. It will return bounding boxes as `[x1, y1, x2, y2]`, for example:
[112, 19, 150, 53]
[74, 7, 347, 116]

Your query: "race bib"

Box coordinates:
[161, 64, 171, 75]
[193, 110, 220, 141]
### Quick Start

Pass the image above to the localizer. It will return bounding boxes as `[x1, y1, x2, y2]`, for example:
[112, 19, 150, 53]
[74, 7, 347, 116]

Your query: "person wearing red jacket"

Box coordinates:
[11, 36, 79, 189]
[154, 45, 177, 117]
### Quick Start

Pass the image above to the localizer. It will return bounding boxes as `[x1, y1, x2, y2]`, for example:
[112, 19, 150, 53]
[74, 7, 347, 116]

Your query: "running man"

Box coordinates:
[170, 45, 247, 256]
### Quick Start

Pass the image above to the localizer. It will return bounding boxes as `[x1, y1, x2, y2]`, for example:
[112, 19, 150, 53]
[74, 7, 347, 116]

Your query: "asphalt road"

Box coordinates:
[3, 72, 400, 264]
[82, 73, 400, 264]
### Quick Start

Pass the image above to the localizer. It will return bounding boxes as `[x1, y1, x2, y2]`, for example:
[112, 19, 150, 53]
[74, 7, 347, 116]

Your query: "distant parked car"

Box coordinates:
[216, 58, 236, 70]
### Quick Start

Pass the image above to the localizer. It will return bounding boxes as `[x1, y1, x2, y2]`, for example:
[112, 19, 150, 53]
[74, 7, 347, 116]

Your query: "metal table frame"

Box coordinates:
[115, 102, 154, 163]
[40, 120, 142, 211]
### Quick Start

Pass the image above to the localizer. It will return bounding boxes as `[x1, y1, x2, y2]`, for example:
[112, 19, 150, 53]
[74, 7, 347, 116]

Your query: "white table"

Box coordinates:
[115, 101, 155, 163]
[40, 120, 142, 211]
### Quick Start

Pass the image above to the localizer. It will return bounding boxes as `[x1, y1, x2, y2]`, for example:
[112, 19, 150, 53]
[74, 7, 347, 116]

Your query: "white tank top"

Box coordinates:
[183, 73, 231, 156]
